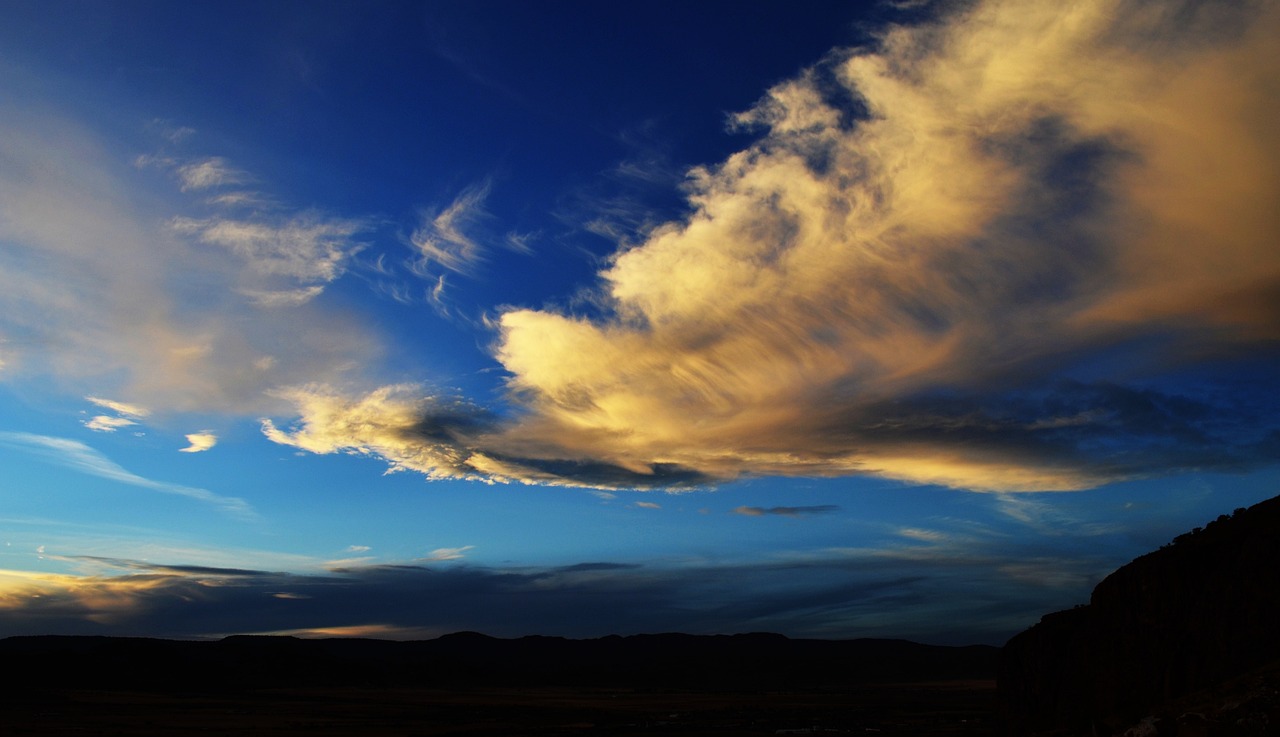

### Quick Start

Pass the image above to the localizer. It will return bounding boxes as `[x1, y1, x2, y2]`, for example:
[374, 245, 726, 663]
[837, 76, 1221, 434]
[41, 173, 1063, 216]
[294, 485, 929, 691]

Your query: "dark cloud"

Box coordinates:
[0, 548, 1123, 645]
[733, 505, 842, 517]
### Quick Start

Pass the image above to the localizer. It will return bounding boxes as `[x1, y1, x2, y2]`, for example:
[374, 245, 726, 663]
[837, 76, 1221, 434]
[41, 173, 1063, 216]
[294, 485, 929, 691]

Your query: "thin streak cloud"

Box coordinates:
[734, 506, 841, 517]
[0, 432, 254, 520]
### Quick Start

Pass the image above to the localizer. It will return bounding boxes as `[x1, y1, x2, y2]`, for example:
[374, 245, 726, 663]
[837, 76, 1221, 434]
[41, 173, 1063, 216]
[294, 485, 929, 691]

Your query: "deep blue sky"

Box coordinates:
[1, 0, 1277, 644]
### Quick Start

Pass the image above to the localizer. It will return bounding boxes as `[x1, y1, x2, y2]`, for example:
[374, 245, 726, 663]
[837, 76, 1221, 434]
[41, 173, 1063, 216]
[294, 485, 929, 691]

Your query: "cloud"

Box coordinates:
[255, 0, 1280, 492]
[260, 384, 494, 481]
[174, 213, 368, 301]
[419, 546, 474, 562]
[86, 397, 150, 419]
[261, 383, 713, 490]
[479, 0, 1280, 492]
[83, 415, 138, 433]
[82, 397, 150, 433]
[634, 501, 661, 510]
[0, 108, 381, 415]
[176, 157, 248, 191]
[179, 432, 218, 453]
[0, 534, 1130, 643]
[409, 180, 493, 275]
[733, 506, 841, 517]
[0, 432, 254, 520]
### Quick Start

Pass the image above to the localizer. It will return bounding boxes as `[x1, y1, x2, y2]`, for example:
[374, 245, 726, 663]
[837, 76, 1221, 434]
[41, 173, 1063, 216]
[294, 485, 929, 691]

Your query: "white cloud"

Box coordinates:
[409, 180, 492, 274]
[179, 432, 217, 453]
[176, 157, 247, 192]
[634, 501, 661, 510]
[85, 396, 149, 419]
[419, 545, 474, 562]
[0, 432, 255, 519]
[83, 415, 137, 433]
[239, 285, 327, 308]
[0, 109, 380, 417]
[176, 214, 367, 286]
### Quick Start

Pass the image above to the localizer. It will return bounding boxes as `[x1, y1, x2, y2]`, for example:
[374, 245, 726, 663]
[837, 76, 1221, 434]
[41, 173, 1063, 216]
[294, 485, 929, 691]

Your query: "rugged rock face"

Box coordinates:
[999, 494, 1280, 736]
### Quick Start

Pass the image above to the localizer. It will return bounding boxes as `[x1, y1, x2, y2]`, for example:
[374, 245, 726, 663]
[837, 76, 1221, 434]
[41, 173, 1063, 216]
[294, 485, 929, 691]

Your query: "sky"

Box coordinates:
[0, 0, 1277, 646]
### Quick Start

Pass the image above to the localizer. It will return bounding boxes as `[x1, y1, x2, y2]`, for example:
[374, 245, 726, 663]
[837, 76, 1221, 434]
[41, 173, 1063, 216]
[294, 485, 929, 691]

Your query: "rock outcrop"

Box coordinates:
[999, 494, 1280, 735]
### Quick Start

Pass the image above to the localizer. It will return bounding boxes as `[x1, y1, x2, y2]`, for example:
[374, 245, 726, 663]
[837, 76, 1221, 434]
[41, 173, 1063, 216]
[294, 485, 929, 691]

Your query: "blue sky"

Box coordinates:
[1, 0, 1278, 645]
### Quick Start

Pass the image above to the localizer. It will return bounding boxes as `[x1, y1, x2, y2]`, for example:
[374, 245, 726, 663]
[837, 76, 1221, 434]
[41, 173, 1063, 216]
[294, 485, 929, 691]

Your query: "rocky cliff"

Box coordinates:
[999, 494, 1280, 735]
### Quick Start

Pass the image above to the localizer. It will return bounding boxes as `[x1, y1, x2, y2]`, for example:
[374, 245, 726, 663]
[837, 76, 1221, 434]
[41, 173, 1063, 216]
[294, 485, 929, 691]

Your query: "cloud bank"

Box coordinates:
[267, 0, 1280, 492]
[0, 545, 1105, 644]
[0, 109, 379, 416]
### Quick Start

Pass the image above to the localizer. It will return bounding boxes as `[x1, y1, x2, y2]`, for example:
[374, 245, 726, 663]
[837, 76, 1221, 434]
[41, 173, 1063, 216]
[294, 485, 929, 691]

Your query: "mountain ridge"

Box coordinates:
[0, 630, 999, 693]
[999, 494, 1280, 735]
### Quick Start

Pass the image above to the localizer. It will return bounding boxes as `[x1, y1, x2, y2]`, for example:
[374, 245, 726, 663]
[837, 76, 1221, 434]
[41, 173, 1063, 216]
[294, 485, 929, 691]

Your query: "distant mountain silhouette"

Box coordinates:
[999, 494, 1280, 736]
[0, 630, 997, 693]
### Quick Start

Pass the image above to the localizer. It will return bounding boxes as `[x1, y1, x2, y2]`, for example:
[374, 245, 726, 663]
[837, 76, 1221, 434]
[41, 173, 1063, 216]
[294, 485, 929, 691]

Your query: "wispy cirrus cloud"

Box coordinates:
[176, 156, 248, 192]
[419, 546, 474, 562]
[409, 180, 493, 276]
[173, 213, 369, 307]
[0, 432, 254, 520]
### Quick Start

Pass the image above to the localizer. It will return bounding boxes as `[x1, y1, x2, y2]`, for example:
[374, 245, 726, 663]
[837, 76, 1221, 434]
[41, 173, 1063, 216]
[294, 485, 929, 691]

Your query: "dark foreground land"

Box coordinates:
[4, 680, 998, 736]
[0, 634, 1000, 736]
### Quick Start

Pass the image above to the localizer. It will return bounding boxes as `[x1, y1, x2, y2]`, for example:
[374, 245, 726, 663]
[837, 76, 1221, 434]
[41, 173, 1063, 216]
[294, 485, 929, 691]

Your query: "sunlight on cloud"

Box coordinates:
[179, 432, 218, 453]
[261, 384, 490, 481]
[250, 0, 1280, 493]
[86, 397, 150, 419]
[480, 0, 1280, 492]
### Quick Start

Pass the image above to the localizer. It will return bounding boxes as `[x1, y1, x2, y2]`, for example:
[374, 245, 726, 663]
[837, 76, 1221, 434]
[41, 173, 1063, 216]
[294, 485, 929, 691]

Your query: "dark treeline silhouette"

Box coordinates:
[1, 631, 996, 693]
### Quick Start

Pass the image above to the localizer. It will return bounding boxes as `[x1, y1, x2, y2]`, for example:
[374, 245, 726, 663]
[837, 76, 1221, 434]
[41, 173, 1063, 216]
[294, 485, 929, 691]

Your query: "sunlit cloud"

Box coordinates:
[254, 0, 1280, 493]
[0, 432, 255, 520]
[83, 415, 137, 433]
[82, 397, 149, 433]
[86, 397, 150, 419]
[634, 501, 661, 510]
[179, 432, 218, 453]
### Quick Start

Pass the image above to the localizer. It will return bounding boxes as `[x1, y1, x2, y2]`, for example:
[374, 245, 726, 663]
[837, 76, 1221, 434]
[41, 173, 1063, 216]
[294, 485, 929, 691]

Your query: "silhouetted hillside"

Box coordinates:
[999, 494, 1280, 735]
[0, 631, 997, 694]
